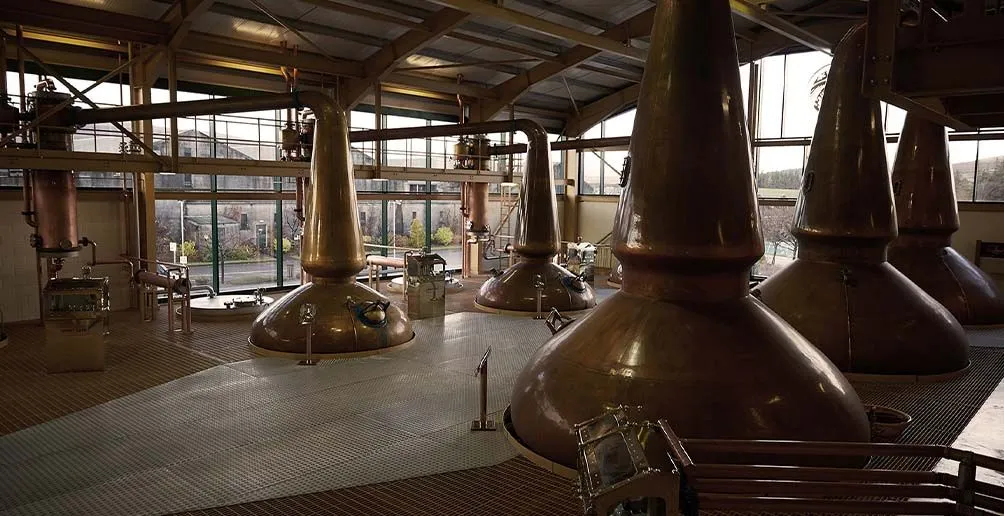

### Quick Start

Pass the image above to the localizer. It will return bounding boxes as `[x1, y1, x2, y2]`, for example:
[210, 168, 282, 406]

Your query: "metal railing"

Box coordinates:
[576, 406, 1004, 516]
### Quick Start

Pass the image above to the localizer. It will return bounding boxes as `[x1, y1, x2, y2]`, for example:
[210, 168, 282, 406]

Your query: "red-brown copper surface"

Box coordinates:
[888, 115, 1004, 326]
[755, 27, 970, 376]
[508, 0, 870, 469]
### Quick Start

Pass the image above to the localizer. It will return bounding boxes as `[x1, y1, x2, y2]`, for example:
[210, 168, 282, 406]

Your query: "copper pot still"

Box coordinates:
[250, 94, 413, 356]
[888, 115, 1004, 327]
[754, 26, 970, 379]
[474, 125, 595, 314]
[508, 0, 870, 470]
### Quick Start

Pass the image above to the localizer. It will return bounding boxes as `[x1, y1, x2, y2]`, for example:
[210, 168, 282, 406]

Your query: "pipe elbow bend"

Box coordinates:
[296, 91, 346, 126]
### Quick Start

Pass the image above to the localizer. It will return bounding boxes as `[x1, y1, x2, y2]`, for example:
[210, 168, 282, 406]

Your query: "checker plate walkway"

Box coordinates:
[0, 313, 552, 516]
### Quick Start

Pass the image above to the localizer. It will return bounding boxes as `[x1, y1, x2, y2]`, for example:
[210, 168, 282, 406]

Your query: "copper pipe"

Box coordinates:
[21, 170, 37, 228]
[754, 25, 969, 378]
[888, 114, 1004, 326]
[16, 25, 25, 113]
[294, 177, 305, 223]
[507, 0, 868, 470]
[73, 93, 300, 126]
[135, 270, 190, 294]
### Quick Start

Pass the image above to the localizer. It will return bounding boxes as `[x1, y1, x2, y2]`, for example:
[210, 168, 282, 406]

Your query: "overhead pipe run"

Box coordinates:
[507, 0, 869, 470]
[753, 26, 970, 379]
[350, 120, 596, 315]
[888, 115, 1004, 327]
[74, 90, 414, 357]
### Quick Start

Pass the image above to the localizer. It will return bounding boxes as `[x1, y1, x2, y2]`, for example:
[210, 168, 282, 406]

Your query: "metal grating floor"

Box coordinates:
[173, 456, 581, 516]
[0, 312, 553, 516]
[0, 281, 1001, 516]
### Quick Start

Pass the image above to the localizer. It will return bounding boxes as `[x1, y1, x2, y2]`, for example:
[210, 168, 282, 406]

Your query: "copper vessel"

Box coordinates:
[32, 170, 80, 257]
[474, 122, 595, 314]
[249, 93, 413, 355]
[28, 85, 81, 257]
[754, 27, 970, 377]
[508, 0, 870, 469]
[465, 182, 490, 235]
[888, 115, 1004, 326]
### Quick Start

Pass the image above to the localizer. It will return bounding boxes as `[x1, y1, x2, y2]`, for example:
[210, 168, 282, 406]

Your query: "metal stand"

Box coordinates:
[298, 303, 317, 366]
[471, 347, 496, 431]
[533, 273, 545, 320]
[545, 308, 575, 335]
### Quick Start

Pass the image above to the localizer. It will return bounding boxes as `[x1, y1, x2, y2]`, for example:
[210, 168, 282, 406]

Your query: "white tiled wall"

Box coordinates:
[0, 194, 133, 323]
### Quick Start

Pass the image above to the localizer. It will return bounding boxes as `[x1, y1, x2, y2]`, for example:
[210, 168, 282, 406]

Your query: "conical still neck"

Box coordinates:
[613, 0, 761, 302]
[300, 97, 365, 280]
[791, 25, 897, 257]
[513, 123, 559, 260]
[892, 114, 960, 247]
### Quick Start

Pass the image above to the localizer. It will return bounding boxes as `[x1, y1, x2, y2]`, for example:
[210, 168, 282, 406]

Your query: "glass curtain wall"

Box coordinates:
[574, 54, 1004, 277]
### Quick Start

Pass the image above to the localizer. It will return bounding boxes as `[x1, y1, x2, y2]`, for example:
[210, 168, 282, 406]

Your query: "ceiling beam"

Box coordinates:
[563, 83, 640, 137]
[180, 32, 365, 78]
[143, 0, 215, 84]
[339, 7, 470, 109]
[421, 0, 647, 62]
[511, 0, 613, 30]
[477, 7, 654, 121]
[730, 0, 833, 54]
[296, 0, 426, 30]
[206, 2, 387, 47]
[0, 0, 167, 45]
[163, 0, 214, 50]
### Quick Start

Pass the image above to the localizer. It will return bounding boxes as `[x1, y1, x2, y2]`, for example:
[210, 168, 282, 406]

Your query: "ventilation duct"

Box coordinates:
[507, 0, 870, 469]
[754, 27, 970, 378]
[888, 115, 1004, 326]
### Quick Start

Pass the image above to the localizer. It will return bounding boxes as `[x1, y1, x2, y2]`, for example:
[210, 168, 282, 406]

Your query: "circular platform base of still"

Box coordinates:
[843, 361, 971, 384]
[964, 323, 1004, 331]
[177, 295, 275, 321]
[473, 302, 593, 318]
[502, 407, 577, 479]
[248, 333, 416, 361]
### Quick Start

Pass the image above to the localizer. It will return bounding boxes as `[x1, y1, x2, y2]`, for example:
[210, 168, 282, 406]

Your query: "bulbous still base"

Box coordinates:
[475, 260, 596, 314]
[889, 245, 1004, 327]
[249, 280, 414, 357]
[755, 260, 970, 377]
[509, 290, 871, 469]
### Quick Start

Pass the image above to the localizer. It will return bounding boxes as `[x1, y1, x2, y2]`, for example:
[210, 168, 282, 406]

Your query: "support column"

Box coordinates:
[129, 47, 157, 268]
[561, 147, 580, 241]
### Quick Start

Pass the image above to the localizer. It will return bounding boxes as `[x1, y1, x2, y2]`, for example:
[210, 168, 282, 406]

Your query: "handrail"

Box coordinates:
[575, 406, 1004, 516]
